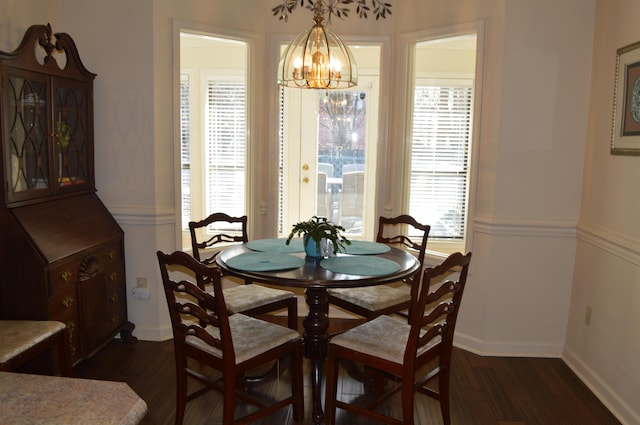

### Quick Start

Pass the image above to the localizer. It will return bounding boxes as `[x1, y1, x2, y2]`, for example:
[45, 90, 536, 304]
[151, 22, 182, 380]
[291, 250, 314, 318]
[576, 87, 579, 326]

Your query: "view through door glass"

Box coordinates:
[278, 46, 381, 240]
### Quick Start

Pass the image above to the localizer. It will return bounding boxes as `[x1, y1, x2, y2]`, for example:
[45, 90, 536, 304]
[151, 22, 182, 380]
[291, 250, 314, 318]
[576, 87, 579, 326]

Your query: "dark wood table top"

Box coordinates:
[216, 242, 420, 289]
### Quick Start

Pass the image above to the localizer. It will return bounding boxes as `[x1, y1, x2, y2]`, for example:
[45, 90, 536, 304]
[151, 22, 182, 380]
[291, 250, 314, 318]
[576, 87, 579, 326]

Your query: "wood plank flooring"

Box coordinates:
[74, 330, 621, 425]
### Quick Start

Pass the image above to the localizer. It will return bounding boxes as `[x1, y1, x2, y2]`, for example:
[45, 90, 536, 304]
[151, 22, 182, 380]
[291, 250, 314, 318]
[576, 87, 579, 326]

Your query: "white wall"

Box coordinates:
[564, 1, 640, 423]
[2, 1, 638, 423]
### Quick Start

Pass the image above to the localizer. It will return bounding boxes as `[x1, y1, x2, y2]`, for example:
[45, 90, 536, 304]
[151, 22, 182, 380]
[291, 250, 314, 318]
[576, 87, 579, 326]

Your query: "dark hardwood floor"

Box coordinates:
[74, 323, 621, 425]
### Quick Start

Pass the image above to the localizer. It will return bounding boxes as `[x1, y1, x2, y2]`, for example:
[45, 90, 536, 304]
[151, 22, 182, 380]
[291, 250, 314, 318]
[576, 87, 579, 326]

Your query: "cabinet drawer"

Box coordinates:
[107, 282, 127, 327]
[49, 260, 82, 297]
[49, 289, 79, 319]
[48, 290, 81, 363]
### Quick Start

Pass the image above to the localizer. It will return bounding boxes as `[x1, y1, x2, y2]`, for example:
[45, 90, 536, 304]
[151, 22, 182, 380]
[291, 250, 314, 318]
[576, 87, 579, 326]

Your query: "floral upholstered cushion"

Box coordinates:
[185, 314, 300, 364]
[221, 284, 295, 313]
[328, 285, 411, 311]
[329, 315, 439, 364]
[0, 320, 65, 365]
[330, 315, 410, 364]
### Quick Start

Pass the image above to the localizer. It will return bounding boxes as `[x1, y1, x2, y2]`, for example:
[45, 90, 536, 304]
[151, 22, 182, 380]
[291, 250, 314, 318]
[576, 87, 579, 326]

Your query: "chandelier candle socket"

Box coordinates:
[278, 1, 355, 89]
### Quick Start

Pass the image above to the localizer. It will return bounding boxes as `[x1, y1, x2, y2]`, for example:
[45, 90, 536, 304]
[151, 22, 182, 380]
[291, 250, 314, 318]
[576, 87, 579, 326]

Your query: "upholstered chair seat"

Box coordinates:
[0, 320, 71, 376]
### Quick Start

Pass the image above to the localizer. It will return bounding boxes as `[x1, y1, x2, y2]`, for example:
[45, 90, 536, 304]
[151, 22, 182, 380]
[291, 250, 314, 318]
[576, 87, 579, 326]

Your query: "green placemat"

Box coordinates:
[245, 238, 304, 253]
[320, 256, 400, 276]
[225, 252, 304, 272]
[343, 240, 391, 255]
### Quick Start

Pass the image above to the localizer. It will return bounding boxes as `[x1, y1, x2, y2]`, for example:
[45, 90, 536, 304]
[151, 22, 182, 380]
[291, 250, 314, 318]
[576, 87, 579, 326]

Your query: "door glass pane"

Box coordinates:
[318, 90, 368, 232]
[279, 45, 380, 240]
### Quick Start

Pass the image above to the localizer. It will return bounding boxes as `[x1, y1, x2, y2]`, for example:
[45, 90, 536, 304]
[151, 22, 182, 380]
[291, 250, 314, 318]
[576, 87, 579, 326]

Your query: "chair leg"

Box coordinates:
[401, 379, 415, 425]
[439, 368, 451, 425]
[291, 343, 304, 423]
[223, 372, 237, 424]
[54, 327, 73, 377]
[324, 348, 340, 425]
[175, 363, 187, 425]
[287, 298, 298, 330]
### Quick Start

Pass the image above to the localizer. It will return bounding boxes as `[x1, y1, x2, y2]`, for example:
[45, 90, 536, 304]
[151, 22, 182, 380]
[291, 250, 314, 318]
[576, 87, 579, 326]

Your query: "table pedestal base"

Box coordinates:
[303, 287, 330, 425]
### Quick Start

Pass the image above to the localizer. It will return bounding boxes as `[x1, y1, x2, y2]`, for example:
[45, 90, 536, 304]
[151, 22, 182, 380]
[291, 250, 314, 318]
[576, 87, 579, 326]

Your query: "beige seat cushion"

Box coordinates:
[0, 321, 65, 364]
[221, 284, 295, 313]
[185, 313, 300, 364]
[328, 285, 411, 311]
[330, 315, 438, 364]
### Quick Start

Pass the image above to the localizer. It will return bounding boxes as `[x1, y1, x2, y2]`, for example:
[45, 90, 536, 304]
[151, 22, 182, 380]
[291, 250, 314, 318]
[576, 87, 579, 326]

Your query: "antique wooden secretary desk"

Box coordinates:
[0, 24, 135, 365]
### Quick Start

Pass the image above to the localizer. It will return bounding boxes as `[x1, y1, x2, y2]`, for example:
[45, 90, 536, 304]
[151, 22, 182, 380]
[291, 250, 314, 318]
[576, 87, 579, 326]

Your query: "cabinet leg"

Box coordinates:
[119, 321, 137, 343]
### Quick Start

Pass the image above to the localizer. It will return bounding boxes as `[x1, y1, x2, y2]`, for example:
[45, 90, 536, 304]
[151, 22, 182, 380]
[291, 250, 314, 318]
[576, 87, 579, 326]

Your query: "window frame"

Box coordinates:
[399, 24, 484, 260]
[176, 24, 255, 250]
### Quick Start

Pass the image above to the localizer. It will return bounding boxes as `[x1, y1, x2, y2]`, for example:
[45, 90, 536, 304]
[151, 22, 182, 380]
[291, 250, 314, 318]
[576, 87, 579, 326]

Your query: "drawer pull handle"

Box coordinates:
[111, 294, 119, 302]
[108, 272, 118, 281]
[108, 249, 117, 259]
[66, 320, 76, 332]
[62, 296, 74, 308]
[61, 270, 73, 282]
[111, 314, 120, 324]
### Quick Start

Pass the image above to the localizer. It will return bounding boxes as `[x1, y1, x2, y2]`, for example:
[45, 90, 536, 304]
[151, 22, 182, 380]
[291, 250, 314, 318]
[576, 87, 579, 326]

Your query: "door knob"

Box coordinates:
[302, 164, 309, 171]
[303, 177, 309, 184]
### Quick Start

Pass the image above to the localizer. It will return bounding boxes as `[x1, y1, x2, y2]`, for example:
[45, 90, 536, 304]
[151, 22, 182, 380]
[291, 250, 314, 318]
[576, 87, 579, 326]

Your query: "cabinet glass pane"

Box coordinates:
[6, 76, 49, 193]
[55, 86, 89, 187]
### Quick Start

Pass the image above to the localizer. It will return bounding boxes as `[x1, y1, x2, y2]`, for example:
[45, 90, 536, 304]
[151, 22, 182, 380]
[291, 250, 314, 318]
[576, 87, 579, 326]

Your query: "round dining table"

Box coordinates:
[216, 239, 420, 425]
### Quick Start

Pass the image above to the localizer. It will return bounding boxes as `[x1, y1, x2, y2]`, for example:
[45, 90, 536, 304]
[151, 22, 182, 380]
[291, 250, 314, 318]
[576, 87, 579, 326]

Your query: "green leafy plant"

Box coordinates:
[286, 215, 351, 253]
[272, 0, 392, 22]
[55, 121, 71, 149]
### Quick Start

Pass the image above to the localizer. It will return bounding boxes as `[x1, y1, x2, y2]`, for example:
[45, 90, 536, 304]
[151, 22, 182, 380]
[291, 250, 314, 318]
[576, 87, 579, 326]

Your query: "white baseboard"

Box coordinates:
[454, 331, 563, 358]
[563, 347, 639, 425]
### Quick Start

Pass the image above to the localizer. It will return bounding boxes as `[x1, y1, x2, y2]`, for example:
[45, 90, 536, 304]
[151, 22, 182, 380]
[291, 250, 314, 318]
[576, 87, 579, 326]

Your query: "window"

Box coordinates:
[409, 80, 472, 239]
[179, 32, 248, 248]
[180, 74, 191, 231]
[407, 34, 476, 255]
[203, 77, 246, 219]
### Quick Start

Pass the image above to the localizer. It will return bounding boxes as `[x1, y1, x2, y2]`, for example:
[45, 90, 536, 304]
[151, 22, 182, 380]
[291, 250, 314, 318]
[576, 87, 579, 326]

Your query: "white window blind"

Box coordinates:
[409, 81, 472, 240]
[205, 78, 246, 231]
[180, 74, 191, 231]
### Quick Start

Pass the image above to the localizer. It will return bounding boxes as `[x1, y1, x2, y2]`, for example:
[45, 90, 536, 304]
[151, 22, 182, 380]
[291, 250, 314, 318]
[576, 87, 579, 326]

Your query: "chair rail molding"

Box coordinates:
[577, 220, 640, 267]
[108, 206, 176, 226]
[474, 215, 577, 238]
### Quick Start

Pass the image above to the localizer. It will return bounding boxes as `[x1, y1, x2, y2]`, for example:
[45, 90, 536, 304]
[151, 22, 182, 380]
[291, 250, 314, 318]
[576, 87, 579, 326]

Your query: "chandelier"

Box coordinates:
[277, 1, 357, 89]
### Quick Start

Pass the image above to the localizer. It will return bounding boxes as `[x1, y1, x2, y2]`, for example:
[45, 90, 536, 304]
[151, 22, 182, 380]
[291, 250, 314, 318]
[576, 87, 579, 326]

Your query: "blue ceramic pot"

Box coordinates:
[303, 235, 323, 258]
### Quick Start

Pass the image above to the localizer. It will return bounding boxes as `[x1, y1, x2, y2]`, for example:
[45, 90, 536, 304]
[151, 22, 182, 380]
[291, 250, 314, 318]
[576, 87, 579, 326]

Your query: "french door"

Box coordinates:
[279, 66, 380, 240]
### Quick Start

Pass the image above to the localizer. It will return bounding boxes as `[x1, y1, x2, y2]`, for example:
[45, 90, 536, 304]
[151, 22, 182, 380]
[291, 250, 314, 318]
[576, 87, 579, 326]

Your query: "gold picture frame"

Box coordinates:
[611, 41, 640, 155]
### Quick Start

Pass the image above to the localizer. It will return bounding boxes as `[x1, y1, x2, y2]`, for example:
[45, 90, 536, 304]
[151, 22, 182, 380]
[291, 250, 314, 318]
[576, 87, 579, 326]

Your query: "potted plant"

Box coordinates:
[286, 216, 351, 257]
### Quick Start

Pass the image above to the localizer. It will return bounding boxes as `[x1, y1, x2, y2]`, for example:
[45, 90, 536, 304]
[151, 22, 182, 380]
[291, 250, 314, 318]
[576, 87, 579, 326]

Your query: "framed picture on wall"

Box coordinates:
[611, 40, 640, 155]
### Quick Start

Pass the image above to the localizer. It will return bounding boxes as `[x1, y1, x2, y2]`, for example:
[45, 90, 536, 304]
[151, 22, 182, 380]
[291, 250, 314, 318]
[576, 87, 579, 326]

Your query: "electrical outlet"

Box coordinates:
[132, 286, 150, 301]
[585, 305, 592, 326]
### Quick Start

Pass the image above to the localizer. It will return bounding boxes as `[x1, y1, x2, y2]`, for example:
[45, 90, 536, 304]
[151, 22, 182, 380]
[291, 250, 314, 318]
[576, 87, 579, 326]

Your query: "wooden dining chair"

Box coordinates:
[189, 212, 298, 330]
[0, 320, 72, 376]
[324, 251, 472, 425]
[156, 250, 304, 425]
[327, 214, 430, 320]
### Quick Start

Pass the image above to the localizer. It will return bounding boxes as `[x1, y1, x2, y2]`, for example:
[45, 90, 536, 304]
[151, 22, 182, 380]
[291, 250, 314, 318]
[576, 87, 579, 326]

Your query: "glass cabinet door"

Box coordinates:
[54, 79, 92, 191]
[2, 68, 93, 204]
[3, 69, 52, 202]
